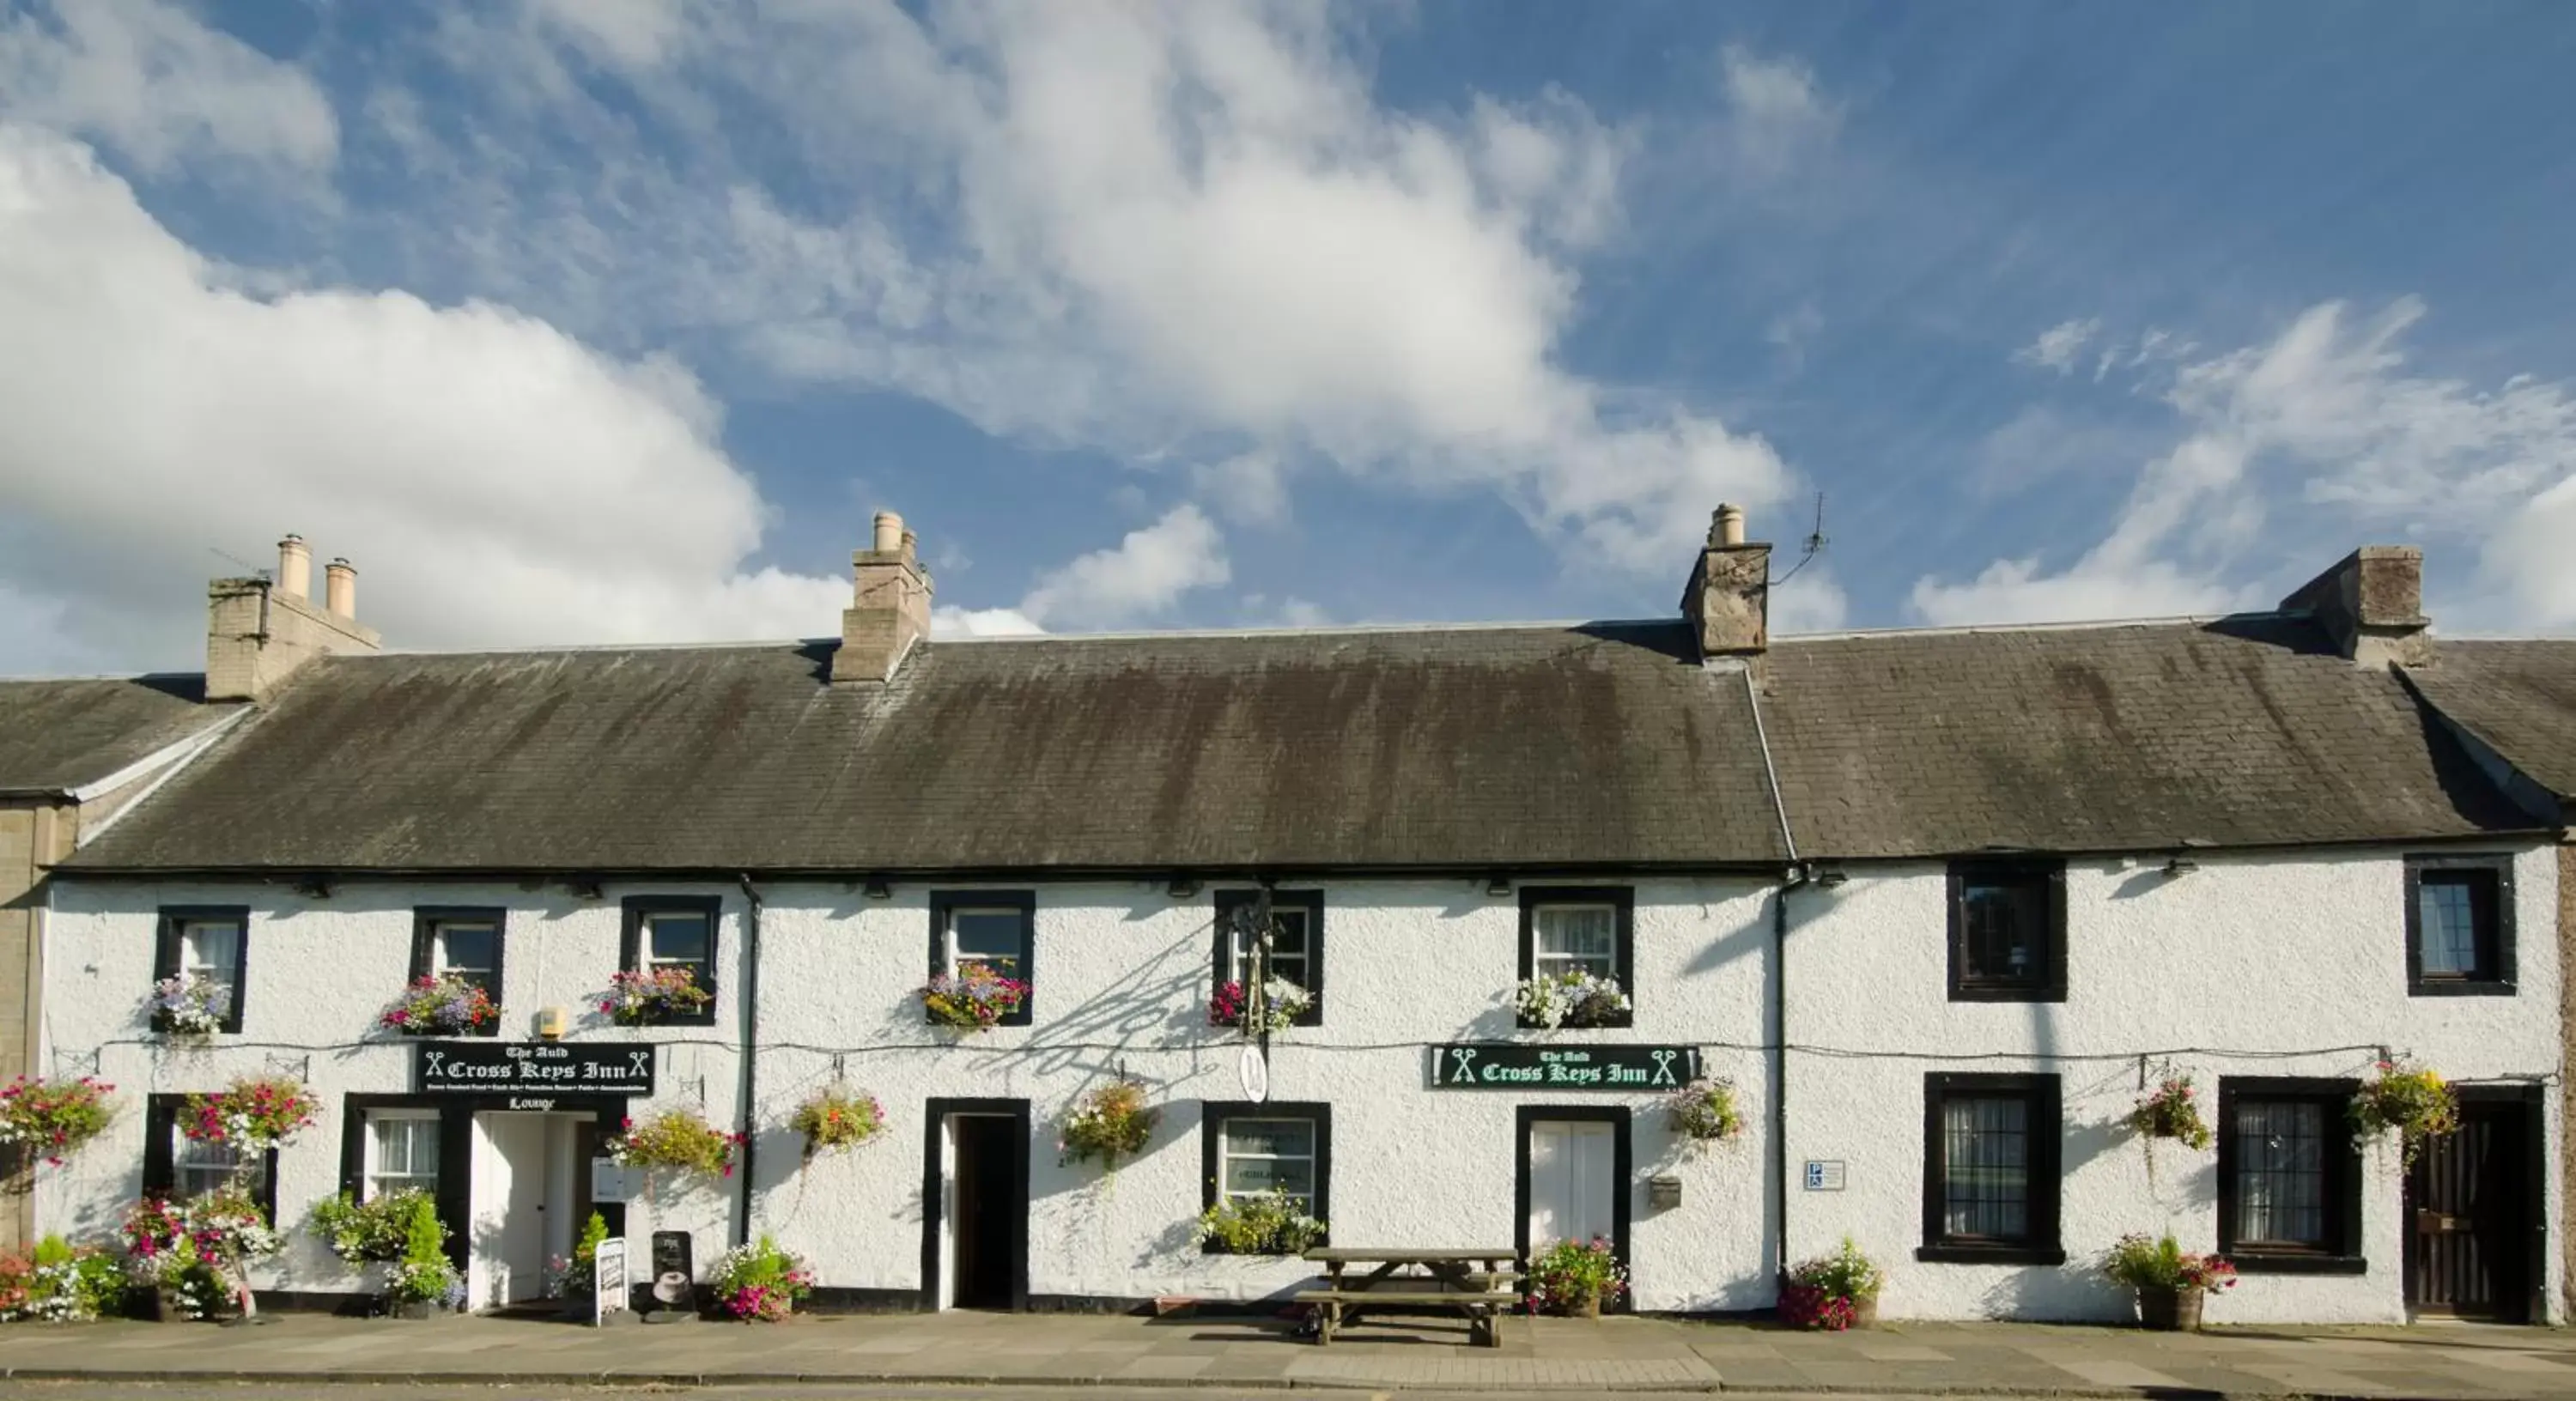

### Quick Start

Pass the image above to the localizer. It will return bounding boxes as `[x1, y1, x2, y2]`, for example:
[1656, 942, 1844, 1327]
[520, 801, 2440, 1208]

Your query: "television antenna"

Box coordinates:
[208, 546, 269, 581]
[1771, 492, 1829, 586]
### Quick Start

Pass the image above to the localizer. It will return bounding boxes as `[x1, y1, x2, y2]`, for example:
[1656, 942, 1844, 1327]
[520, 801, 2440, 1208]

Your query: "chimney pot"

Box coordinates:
[276, 534, 312, 599]
[324, 557, 357, 619]
[872, 511, 903, 554]
[1714, 503, 1746, 548]
[835, 511, 934, 686]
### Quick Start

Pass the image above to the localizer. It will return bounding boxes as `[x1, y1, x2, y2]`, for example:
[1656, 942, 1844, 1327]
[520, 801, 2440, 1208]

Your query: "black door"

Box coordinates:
[951, 1114, 1024, 1310]
[2405, 1097, 2535, 1319]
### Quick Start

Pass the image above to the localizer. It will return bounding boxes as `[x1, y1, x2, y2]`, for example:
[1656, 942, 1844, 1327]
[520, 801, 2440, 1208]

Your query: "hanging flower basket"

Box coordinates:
[1192, 1190, 1327, 1256]
[380, 974, 498, 1036]
[2127, 1074, 2213, 1150]
[0, 1076, 117, 1167]
[1664, 1077, 1743, 1146]
[1513, 971, 1631, 1029]
[790, 1087, 885, 1159]
[145, 975, 226, 1040]
[1208, 978, 1315, 1033]
[184, 1074, 319, 1151]
[923, 965, 1030, 1030]
[1058, 1079, 1157, 1171]
[609, 1108, 743, 1180]
[2351, 1058, 2460, 1166]
[599, 967, 712, 1026]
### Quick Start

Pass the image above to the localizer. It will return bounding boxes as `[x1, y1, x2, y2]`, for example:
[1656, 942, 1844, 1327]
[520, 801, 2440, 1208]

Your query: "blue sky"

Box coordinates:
[3, 1, 2573, 670]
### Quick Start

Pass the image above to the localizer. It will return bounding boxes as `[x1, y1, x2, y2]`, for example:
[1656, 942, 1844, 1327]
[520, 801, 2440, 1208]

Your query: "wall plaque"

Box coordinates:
[414, 1041, 657, 1097]
[1427, 1044, 1698, 1090]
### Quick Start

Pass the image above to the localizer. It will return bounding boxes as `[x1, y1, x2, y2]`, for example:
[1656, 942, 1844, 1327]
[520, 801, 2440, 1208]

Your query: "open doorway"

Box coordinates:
[921, 1098, 1029, 1311]
[470, 1111, 588, 1309]
[2405, 1085, 2545, 1322]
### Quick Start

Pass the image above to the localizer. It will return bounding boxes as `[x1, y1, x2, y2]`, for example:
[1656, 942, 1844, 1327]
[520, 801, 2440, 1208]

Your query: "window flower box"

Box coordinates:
[380, 974, 498, 1037]
[599, 967, 712, 1027]
[1208, 978, 1314, 1034]
[1192, 1190, 1326, 1257]
[145, 974, 226, 1041]
[923, 965, 1030, 1030]
[1512, 971, 1631, 1029]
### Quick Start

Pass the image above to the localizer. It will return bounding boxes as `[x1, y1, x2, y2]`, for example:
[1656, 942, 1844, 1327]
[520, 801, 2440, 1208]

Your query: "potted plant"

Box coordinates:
[384, 1196, 462, 1319]
[145, 974, 226, 1041]
[309, 1188, 434, 1270]
[600, 967, 713, 1026]
[2127, 1074, 2213, 1149]
[0, 1075, 117, 1166]
[184, 1074, 319, 1152]
[545, 1210, 611, 1318]
[1780, 1237, 1885, 1330]
[922, 964, 1030, 1030]
[1192, 1191, 1327, 1256]
[1526, 1236, 1627, 1317]
[608, 1108, 743, 1183]
[380, 974, 498, 1036]
[1512, 970, 1631, 1029]
[1058, 1079, 1157, 1172]
[2101, 1232, 2235, 1330]
[710, 1234, 813, 1321]
[789, 1087, 885, 1160]
[0, 1236, 128, 1322]
[122, 1188, 282, 1321]
[2352, 1058, 2460, 1167]
[1665, 1077, 1743, 1147]
[1207, 978, 1315, 1034]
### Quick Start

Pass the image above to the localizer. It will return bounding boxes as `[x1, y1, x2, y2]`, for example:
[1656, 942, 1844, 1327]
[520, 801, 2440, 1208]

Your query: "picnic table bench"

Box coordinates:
[1293, 1247, 1522, 1347]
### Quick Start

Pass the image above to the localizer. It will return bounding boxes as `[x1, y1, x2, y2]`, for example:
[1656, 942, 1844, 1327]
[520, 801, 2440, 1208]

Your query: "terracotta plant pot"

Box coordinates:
[1850, 1295, 1879, 1329]
[2136, 1285, 2202, 1331]
[1564, 1293, 1601, 1319]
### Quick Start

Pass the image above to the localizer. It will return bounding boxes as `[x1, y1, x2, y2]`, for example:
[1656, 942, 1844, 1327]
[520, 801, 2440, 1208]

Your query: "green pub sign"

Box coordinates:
[1427, 1043, 1698, 1090]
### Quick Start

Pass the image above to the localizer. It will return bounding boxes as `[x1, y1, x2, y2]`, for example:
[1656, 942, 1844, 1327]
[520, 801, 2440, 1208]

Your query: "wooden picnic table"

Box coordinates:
[1295, 1247, 1522, 1347]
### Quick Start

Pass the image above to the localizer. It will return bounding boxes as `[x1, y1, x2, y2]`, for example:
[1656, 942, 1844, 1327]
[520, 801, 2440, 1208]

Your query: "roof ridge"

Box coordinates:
[1776, 609, 2300, 644]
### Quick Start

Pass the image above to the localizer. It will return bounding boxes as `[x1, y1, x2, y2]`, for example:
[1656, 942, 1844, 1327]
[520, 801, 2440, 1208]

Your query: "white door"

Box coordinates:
[473, 1113, 552, 1305]
[1527, 1120, 1617, 1252]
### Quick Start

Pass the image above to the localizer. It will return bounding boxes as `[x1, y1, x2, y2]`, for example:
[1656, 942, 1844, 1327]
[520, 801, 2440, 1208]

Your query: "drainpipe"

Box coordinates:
[1742, 664, 1799, 1288]
[733, 874, 763, 1247]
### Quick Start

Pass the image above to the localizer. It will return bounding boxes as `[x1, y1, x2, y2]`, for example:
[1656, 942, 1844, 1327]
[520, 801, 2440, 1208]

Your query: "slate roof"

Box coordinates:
[64, 622, 1790, 873]
[2407, 640, 2576, 800]
[1761, 615, 2541, 859]
[0, 676, 237, 797]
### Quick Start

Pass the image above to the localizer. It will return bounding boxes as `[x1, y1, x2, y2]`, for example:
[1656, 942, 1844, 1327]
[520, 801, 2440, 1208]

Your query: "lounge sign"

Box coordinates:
[1428, 1044, 1698, 1090]
[415, 1041, 657, 1097]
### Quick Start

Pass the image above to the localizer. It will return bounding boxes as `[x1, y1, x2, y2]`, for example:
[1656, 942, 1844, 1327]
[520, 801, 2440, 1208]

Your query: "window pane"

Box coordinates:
[434, 923, 497, 977]
[647, 913, 710, 966]
[2234, 1100, 2327, 1246]
[2418, 873, 2488, 977]
[1960, 879, 2045, 983]
[1224, 1119, 1314, 1158]
[181, 922, 241, 1019]
[175, 1123, 258, 1202]
[951, 911, 1024, 962]
[1230, 908, 1309, 986]
[1224, 1155, 1315, 1199]
[1941, 1095, 2030, 1240]
[368, 1113, 440, 1198]
[1220, 1117, 1316, 1204]
[1535, 907, 1617, 979]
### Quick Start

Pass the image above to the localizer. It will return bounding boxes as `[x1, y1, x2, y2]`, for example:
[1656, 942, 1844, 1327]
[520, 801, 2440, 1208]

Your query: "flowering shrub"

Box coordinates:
[0, 1076, 117, 1166]
[2128, 1075, 2214, 1150]
[547, 1210, 612, 1302]
[1665, 1078, 1743, 1145]
[147, 974, 227, 1039]
[1192, 1191, 1327, 1256]
[1526, 1236, 1627, 1315]
[2352, 1058, 2460, 1167]
[791, 1087, 886, 1158]
[308, 1188, 434, 1265]
[609, 1108, 742, 1180]
[1512, 971, 1631, 1028]
[2101, 1232, 2237, 1294]
[0, 1237, 127, 1322]
[599, 967, 712, 1026]
[1778, 1283, 1860, 1330]
[1058, 1080, 1157, 1171]
[712, 1235, 813, 1322]
[380, 974, 498, 1036]
[1780, 1236, 1883, 1330]
[184, 1074, 319, 1151]
[922, 964, 1030, 1030]
[123, 1188, 281, 1319]
[385, 1195, 460, 1308]
[1207, 978, 1315, 1033]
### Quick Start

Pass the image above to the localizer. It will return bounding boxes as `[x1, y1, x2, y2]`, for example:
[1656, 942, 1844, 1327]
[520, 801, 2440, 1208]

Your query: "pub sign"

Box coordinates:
[1428, 1043, 1698, 1090]
[414, 1041, 658, 1098]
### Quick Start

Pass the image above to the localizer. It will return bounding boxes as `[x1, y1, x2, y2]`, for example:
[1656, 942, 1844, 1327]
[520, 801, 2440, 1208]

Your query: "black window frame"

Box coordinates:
[1945, 860, 2067, 1003]
[409, 907, 507, 1038]
[1516, 885, 1636, 1029]
[1918, 1072, 2064, 1265]
[617, 895, 721, 1028]
[1199, 1101, 1333, 1255]
[2403, 854, 2515, 996]
[143, 1092, 279, 1224]
[927, 891, 1036, 1028]
[1211, 889, 1325, 1028]
[2216, 1077, 2366, 1274]
[152, 905, 251, 1036]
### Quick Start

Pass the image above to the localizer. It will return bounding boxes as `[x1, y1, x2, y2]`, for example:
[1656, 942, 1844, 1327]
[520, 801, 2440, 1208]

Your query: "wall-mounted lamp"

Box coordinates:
[1166, 874, 1200, 899]
[863, 878, 892, 901]
[2162, 857, 2199, 877]
[292, 874, 332, 900]
[1484, 873, 1513, 897]
[566, 876, 605, 901]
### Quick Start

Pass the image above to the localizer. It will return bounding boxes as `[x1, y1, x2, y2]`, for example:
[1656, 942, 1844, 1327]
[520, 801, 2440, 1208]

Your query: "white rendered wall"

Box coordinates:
[1780, 846, 2562, 1325]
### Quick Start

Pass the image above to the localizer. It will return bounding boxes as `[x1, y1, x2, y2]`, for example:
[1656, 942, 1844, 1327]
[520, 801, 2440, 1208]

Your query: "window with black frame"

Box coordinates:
[2217, 1079, 2362, 1271]
[1919, 1073, 2063, 1264]
[2405, 855, 2512, 994]
[1947, 862, 2064, 1001]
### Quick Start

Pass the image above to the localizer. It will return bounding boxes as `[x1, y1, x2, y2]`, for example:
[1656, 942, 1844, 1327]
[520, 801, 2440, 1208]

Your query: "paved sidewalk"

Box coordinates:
[0, 1308, 2570, 1397]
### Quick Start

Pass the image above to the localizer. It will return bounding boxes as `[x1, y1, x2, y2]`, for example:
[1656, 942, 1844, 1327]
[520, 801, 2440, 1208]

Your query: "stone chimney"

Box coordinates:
[1680, 503, 1771, 660]
[205, 539, 383, 703]
[2279, 545, 2429, 669]
[830, 510, 934, 686]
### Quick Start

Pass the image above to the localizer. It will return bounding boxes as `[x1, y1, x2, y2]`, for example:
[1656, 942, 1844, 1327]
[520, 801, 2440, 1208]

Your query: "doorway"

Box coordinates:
[920, 1098, 1029, 1312]
[1516, 1106, 1631, 1305]
[2405, 1087, 2543, 1321]
[470, 1111, 584, 1308]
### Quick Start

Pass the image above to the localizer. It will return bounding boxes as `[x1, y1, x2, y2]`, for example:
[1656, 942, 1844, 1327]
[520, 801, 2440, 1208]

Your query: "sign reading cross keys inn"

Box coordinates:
[415, 1041, 658, 1098]
[1428, 1043, 1698, 1090]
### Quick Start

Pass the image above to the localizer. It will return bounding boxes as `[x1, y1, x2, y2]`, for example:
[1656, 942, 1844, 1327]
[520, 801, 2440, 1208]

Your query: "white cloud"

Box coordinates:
[1767, 566, 1848, 634]
[1765, 300, 1823, 368]
[526, 0, 696, 70]
[1911, 557, 2244, 628]
[931, 606, 1045, 639]
[0, 0, 335, 174]
[1190, 450, 1291, 528]
[2012, 318, 2099, 375]
[1718, 45, 1838, 165]
[1019, 503, 1231, 628]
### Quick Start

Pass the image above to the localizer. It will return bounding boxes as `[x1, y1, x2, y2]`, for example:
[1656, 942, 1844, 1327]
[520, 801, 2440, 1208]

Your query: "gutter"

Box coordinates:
[1741, 665, 1799, 1286]
[733, 873, 764, 1248]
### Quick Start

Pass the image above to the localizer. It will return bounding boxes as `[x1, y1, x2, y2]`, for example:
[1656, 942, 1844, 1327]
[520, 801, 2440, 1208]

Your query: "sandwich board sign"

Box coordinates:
[592, 1237, 629, 1325]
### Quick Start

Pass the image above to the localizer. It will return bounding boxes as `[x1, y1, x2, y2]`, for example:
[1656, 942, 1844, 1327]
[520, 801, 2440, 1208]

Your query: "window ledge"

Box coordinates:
[1945, 987, 2066, 1004]
[2227, 1252, 2366, 1276]
[2406, 980, 2515, 998]
[1915, 1244, 2067, 1267]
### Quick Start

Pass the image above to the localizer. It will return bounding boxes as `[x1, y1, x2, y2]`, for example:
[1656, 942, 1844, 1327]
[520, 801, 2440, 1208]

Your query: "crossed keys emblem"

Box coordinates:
[1446, 1047, 1479, 1084]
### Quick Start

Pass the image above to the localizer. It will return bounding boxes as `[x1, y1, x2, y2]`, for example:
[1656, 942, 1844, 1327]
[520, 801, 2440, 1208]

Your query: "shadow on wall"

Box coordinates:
[1975, 1258, 2132, 1323]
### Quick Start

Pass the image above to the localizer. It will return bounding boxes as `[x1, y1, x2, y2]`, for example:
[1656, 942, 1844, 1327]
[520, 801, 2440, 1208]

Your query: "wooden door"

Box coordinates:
[1526, 1119, 1617, 1251]
[2405, 1101, 2529, 1319]
[950, 1114, 1022, 1310]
